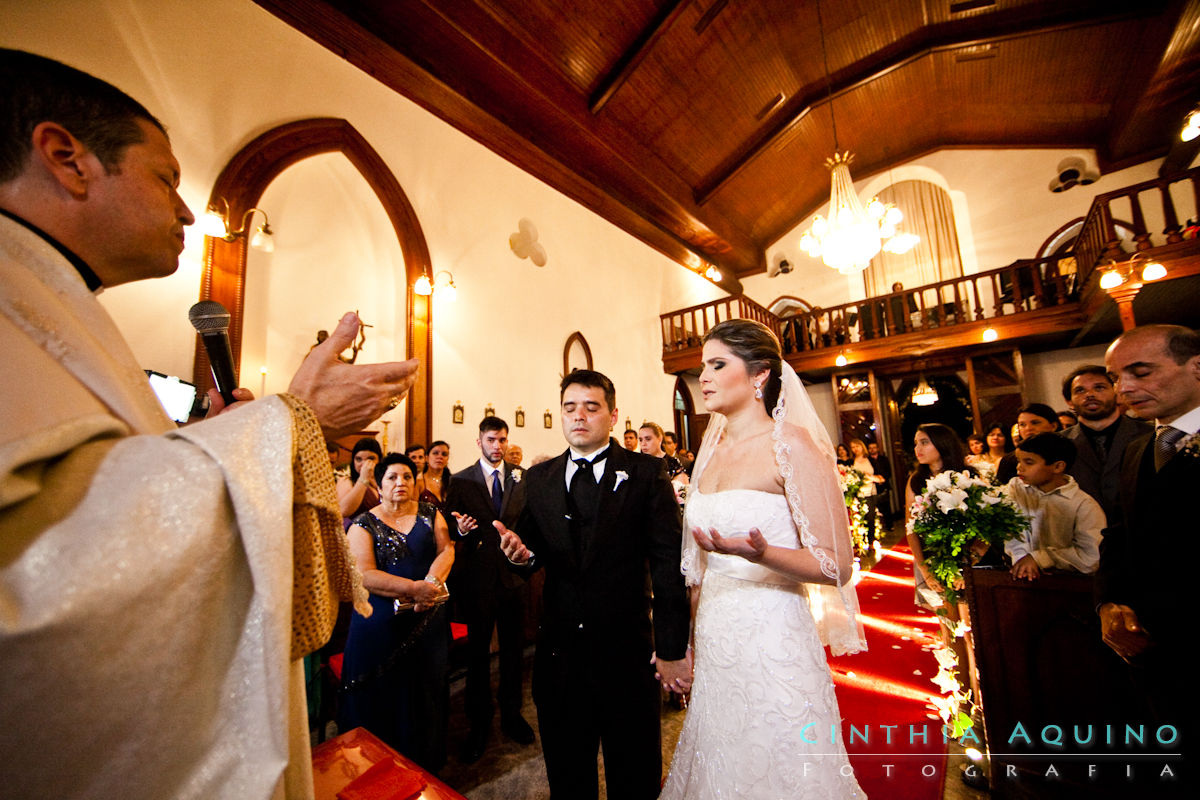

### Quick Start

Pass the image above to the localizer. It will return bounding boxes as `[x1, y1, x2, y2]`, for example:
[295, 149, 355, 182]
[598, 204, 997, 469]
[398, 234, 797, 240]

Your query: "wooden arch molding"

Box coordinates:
[193, 118, 433, 443]
[562, 331, 593, 376]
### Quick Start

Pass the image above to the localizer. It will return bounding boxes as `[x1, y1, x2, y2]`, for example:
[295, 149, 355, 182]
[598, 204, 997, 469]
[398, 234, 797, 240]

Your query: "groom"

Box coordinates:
[498, 369, 691, 799]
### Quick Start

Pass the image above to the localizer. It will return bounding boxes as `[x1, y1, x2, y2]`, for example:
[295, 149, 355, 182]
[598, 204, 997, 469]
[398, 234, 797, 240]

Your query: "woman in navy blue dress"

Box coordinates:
[339, 452, 458, 772]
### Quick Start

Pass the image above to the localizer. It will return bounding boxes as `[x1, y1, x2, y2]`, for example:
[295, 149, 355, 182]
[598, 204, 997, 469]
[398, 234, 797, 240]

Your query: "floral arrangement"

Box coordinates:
[836, 464, 872, 556]
[907, 470, 1028, 603]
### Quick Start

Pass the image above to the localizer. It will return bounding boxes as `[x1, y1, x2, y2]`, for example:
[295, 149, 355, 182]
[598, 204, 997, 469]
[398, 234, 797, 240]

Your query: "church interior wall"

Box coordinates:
[2, 0, 725, 461]
[4, 1, 1176, 460]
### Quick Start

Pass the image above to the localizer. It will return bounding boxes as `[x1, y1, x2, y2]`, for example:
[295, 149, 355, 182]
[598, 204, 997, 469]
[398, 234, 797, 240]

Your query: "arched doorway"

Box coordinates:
[193, 118, 433, 442]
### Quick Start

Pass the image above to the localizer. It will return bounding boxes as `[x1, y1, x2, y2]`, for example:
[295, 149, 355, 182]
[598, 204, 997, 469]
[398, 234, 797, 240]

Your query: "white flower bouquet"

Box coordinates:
[908, 470, 1028, 602]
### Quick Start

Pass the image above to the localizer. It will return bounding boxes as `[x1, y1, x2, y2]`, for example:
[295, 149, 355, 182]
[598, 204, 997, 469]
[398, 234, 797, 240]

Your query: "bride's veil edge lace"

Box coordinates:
[681, 362, 867, 657]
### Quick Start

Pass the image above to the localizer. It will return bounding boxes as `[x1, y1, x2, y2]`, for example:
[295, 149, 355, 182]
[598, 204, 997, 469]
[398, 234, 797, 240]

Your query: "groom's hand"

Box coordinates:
[496, 521, 534, 565]
[654, 651, 693, 695]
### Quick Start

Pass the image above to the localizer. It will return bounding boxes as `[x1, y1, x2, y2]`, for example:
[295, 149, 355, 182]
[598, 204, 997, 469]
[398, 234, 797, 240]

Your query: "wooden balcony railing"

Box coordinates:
[1075, 165, 1200, 286]
[780, 257, 1075, 354]
[661, 168, 1200, 368]
[661, 294, 780, 352]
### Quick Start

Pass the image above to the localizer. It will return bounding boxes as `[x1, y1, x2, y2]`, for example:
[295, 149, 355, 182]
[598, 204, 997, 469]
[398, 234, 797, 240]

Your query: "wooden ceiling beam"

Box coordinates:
[694, 2, 1163, 206]
[589, 0, 692, 114]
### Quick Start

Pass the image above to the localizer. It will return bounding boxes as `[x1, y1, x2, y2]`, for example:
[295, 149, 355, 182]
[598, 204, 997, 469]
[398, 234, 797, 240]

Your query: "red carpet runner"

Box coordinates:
[829, 544, 952, 800]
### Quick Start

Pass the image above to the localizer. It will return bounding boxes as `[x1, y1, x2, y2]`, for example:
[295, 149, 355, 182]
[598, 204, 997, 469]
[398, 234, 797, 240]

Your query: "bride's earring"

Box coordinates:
[754, 381, 763, 400]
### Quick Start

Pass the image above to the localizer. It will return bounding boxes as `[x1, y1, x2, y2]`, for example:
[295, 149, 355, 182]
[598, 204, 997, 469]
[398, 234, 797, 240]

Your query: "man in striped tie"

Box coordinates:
[1098, 324, 1200, 727]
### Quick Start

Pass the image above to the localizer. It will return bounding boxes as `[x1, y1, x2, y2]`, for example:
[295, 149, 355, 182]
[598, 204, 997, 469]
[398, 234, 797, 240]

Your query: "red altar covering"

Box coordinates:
[311, 728, 466, 800]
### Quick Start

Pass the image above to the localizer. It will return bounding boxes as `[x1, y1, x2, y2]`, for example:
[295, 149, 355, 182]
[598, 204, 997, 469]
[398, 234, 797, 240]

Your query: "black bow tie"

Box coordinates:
[574, 449, 609, 469]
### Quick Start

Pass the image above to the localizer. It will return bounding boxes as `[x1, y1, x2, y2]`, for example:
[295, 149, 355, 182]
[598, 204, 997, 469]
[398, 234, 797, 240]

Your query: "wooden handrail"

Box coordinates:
[1075, 166, 1200, 287]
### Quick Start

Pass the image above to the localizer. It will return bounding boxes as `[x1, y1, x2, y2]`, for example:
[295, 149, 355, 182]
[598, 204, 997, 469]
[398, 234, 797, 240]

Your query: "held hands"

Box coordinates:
[287, 312, 420, 440]
[1099, 603, 1152, 661]
[495, 521, 534, 565]
[653, 648, 694, 695]
[691, 526, 768, 563]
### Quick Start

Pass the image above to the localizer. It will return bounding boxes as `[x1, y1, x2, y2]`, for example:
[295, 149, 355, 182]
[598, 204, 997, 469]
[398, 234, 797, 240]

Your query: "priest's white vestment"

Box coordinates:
[0, 214, 324, 799]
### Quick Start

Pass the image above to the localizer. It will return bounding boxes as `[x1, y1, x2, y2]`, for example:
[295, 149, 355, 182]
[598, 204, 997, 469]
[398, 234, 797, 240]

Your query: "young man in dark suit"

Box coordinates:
[1098, 325, 1199, 725]
[1060, 364, 1152, 522]
[444, 416, 532, 761]
[498, 370, 691, 800]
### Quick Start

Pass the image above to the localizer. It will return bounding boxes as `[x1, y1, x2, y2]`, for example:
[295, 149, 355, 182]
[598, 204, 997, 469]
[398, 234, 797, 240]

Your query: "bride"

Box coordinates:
[660, 319, 867, 799]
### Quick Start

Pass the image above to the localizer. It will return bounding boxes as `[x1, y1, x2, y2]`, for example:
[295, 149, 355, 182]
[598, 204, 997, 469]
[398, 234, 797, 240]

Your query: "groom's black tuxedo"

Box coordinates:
[445, 460, 528, 733]
[512, 439, 688, 800]
[1095, 428, 1192, 720]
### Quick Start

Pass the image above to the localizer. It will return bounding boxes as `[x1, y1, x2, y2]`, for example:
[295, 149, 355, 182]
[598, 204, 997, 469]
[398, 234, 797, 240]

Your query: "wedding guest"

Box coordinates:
[849, 438, 882, 543]
[867, 440, 895, 530]
[1098, 325, 1198, 724]
[624, 429, 639, 450]
[639, 421, 686, 479]
[405, 442, 427, 475]
[966, 434, 986, 457]
[663, 430, 680, 457]
[1003, 433, 1104, 580]
[417, 440, 451, 510]
[337, 437, 382, 529]
[504, 443, 524, 467]
[1058, 409, 1078, 429]
[905, 424, 974, 608]
[836, 443, 853, 467]
[340, 453, 455, 771]
[996, 404, 1060, 484]
[1060, 365, 1151, 522]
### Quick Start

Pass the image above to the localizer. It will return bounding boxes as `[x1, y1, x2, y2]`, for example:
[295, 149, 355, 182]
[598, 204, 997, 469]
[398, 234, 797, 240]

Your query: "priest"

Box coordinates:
[0, 49, 418, 799]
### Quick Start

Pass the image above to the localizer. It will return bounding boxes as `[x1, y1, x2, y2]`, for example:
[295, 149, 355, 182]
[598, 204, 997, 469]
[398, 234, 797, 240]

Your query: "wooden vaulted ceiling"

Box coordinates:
[255, 0, 1200, 293]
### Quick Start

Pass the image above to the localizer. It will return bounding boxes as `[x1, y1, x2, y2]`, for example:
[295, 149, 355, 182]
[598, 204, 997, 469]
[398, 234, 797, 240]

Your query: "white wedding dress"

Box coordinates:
[660, 488, 865, 799]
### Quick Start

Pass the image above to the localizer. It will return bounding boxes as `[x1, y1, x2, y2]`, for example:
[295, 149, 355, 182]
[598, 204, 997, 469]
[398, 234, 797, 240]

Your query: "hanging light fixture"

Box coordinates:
[797, 1, 915, 274]
[911, 375, 939, 406]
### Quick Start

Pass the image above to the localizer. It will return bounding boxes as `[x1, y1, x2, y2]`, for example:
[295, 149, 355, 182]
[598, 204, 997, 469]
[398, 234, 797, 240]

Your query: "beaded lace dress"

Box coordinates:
[661, 362, 866, 799]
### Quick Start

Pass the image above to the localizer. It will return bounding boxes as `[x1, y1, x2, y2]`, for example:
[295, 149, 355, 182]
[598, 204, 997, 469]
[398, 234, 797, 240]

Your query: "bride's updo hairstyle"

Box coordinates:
[702, 319, 783, 415]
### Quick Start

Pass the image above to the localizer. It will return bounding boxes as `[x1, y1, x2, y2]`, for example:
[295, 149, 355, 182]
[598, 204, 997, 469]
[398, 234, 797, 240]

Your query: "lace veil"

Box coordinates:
[682, 361, 867, 656]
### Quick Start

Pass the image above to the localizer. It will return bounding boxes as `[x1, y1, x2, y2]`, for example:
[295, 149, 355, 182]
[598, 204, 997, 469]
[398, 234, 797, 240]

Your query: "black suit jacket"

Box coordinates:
[445, 460, 528, 595]
[512, 440, 689, 663]
[1063, 415, 1152, 523]
[1095, 431, 1193, 646]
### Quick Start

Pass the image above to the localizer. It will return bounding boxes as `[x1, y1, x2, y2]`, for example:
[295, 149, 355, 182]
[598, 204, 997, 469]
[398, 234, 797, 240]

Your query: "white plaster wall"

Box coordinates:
[2, 0, 726, 465]
[747, 150, 1173, 311]
[1022, 342, 1112, 410]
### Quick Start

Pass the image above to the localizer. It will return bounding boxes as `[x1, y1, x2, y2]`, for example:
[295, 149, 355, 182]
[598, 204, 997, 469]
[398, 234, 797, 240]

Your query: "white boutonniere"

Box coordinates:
[613, 470, 629, 491]
[1181, 432, 1200, 459]
[511, 468, 523, 483]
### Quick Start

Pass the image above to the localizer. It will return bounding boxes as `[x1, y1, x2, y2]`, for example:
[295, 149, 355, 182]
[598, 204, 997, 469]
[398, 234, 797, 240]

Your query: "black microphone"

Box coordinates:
[188, 300, 238, 405]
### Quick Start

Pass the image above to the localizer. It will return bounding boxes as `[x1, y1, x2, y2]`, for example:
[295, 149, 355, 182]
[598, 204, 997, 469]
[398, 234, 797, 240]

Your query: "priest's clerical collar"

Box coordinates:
[0, 207, 104, 292]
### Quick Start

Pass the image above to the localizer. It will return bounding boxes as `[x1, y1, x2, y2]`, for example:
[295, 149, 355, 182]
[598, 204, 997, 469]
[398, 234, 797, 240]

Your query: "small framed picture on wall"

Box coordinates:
[544, 409, 553, 428]
[515, 407, 525, 427]
[452, 402, 464, 424]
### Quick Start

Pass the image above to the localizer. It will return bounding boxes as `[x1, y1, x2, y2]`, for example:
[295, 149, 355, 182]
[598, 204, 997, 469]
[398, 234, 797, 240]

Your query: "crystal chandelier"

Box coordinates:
[798, 1, 918, 275]
[799, 152, 916, 274]
[911, 375, 940, 406]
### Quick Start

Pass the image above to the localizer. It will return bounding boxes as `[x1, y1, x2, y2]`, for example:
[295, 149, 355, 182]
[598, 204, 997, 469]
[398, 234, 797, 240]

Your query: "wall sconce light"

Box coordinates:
[834, 351, 848, 367]
[1099, 253, 1166, 290]
[1099, 253, 1167, 330]
[1182, 107, 1200, 142]
[982, 327, 999, 342]
[414, 269, 458, 300]
[200, 198, 274, 252]
[704, 265, 722, 282]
